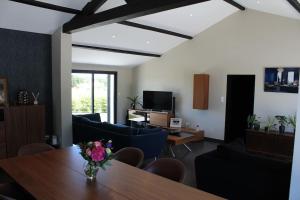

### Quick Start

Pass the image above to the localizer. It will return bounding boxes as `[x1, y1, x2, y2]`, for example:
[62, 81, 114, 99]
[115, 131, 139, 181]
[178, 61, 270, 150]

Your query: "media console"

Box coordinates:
[128, 109, 173, 127]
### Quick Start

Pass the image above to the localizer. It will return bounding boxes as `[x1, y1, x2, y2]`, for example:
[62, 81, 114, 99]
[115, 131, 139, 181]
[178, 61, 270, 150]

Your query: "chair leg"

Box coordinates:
[169, 145, 176, 158]
[183, 144, 192, 152]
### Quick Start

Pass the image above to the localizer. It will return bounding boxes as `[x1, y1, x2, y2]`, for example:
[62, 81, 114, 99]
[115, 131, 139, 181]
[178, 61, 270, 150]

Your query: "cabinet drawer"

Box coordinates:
[0, 143, 7, 159]
[0, 123, 5, 143]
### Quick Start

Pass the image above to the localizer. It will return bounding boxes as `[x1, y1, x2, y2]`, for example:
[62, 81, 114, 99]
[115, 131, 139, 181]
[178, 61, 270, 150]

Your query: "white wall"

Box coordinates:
[52, 29, 73, 147]
[133, 10, 300, 140]
[72, 63, 134, 124]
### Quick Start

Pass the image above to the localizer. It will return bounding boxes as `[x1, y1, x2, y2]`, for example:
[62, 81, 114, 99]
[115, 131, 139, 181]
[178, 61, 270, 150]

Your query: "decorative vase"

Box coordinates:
[84, 162, 99, 181]
[279, 125, 285, 134]
[254, 124, 260, 130]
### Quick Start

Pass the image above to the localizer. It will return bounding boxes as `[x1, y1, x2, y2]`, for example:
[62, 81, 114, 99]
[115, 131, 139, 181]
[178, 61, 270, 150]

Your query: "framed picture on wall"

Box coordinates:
[264, 67, 300, 93]
[0, 77, 8, 106]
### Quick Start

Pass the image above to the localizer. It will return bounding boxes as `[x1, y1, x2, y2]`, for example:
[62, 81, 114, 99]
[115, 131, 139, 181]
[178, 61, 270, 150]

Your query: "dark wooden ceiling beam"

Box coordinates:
[118, 21, 193, 39]
[72, 44, 161, 57]
[223, 0, 245, 11]
[78, 0, 108, 16]
[63, 0, 210, 33]
[9, 0, 80, 14]
[287, 0, 300, 13]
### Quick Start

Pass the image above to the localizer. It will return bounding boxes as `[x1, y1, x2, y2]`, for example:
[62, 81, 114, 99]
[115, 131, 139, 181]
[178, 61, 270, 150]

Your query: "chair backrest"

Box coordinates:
[18, 143, 55, 156]
[144, 158, 185, 183]
[114, 147, 144, 168]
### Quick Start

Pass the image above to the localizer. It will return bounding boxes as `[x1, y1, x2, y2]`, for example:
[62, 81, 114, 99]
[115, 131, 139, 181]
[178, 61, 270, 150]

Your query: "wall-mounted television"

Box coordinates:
[143, 91, 173, 111]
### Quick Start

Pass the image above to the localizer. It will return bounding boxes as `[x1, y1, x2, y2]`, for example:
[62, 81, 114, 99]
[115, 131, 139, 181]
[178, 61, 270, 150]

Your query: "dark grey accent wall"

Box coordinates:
[0, 28, 52, 134]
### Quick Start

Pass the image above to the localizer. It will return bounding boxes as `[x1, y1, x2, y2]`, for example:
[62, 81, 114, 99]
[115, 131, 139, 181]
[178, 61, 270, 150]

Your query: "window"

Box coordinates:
[72, 70, 117, 123]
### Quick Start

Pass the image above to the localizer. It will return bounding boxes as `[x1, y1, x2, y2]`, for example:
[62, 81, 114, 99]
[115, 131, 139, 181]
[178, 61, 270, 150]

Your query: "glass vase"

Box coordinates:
[84, 162, 99, 181]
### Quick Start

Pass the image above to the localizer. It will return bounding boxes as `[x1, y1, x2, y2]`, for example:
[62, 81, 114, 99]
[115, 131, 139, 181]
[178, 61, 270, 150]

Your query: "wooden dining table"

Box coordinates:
[0, 146, 224, 200]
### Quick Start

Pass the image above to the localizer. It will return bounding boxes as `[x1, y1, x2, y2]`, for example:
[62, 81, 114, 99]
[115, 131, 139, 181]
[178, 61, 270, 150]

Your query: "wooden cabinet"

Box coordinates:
[246, 129, 294, 159]
[5, 105, 45, 157]
[0, 108, 7, 159]
[149, 112, 173, 127]
[193, 74, 209, 110]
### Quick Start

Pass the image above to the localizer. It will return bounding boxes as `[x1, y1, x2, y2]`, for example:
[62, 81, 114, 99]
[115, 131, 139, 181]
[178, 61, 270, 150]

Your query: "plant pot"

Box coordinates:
[248, 123, 254, 129]
[254, 124, 260, 130]
[279, 125, 285, 134]
[84, 162, 99, 181]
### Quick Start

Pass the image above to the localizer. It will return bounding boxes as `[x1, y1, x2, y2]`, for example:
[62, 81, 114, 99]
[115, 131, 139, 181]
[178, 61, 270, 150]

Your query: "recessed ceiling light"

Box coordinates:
[112, 35, 116, 38]
[256, 0, 260, 4]
[146, 41, 151, 44]
[189, 14, 193, 17]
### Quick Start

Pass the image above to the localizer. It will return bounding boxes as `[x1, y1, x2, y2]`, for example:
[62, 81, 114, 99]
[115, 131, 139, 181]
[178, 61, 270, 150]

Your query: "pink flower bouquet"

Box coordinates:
[79, 140, 113, 180]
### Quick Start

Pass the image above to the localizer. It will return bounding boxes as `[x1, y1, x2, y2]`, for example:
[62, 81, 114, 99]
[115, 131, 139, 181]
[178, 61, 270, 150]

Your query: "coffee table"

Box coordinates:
[166, 127, 204, 157]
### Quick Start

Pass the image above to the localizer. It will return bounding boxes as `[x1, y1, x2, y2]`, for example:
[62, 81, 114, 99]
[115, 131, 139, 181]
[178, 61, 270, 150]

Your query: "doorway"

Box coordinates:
[225, 75, 255, 143]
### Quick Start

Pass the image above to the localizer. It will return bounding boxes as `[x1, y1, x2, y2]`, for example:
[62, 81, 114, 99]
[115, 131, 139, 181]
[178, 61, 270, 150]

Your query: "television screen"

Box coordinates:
[143, 91, 172, 111]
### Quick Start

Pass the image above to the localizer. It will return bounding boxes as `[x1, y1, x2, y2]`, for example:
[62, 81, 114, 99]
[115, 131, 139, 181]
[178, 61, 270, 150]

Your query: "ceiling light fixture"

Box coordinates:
[189, 14, 193, 17]
[112, 35, 116, 38]
[146, 41, 151, 44]
[256, 0, 260, 4]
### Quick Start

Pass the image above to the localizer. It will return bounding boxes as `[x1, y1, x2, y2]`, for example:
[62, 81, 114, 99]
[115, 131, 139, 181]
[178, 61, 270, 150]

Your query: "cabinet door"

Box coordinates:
[6, 106, 27, 157]
[26, 105, 45, 144]
[193, 74, 209, 110]
[0, 122, 7, 159]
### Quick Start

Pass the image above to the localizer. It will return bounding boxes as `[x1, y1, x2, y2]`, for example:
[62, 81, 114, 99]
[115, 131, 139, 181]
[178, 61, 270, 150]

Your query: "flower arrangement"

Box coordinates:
[79, 140, 113, 180]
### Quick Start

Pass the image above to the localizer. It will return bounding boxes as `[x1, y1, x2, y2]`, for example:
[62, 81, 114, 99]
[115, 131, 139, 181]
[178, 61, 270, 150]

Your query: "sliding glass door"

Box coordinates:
[72, 70, 117, 123]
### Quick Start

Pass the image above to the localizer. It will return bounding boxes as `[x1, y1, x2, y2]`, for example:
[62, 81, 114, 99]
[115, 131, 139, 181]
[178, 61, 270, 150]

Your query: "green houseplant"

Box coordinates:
[275, 115, 288, 134]
[247, 115, 256, 129]
[127, 96, 142, 110]
[288, 114, 296, 134]
[264, 117, 276, 132]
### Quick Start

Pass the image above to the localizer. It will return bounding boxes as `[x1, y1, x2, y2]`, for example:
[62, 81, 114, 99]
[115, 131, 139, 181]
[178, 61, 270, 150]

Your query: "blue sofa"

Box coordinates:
[72, 114, 168, 159]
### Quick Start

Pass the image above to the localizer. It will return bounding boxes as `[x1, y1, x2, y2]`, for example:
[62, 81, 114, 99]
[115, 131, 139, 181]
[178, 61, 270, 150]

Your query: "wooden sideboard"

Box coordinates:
[245, 129, 294, 159]
[0, 105, 45, 158]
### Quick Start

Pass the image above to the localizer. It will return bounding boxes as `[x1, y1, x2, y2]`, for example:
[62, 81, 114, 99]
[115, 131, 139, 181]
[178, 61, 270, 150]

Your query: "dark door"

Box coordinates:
[225, 75, 255, 143]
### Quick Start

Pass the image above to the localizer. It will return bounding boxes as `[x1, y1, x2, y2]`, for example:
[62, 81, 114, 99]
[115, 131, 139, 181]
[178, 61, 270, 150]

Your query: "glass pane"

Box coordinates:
[94, 74, 108, 122]
[72, 73, 92, 114]
[109, 74, 115, 123]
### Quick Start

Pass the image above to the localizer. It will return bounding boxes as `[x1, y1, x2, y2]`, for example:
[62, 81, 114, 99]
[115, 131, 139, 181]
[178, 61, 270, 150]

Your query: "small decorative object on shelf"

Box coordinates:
[288, 114, 296, 134]
[32, 92, 40, 105]
[264, 117, 276, 132]
[247, 114, 260, 130]
[79, 140, 113, 181]
[275, 115, 287, 134]
[17, 90, 30, 105]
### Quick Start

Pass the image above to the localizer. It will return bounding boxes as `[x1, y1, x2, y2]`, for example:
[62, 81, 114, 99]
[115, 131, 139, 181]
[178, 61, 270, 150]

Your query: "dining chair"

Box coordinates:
[144, 158, 185, 183]
[18, 143, 55, 156]
[114, 147, 144, 168]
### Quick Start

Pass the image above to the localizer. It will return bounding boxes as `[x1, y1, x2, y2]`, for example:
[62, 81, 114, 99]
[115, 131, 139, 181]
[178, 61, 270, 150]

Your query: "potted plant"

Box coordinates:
[275, 115, 288, 134]
[288, 114, 296, 134]
[253, 119, 261, 130]
[127, 96, 142, 110]
[264, 117, 276, 132]
[247, 115, 256, 129]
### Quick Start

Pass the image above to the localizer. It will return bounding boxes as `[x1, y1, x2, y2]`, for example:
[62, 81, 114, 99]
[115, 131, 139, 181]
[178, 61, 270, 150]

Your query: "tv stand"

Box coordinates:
[128, 109, 173, 127]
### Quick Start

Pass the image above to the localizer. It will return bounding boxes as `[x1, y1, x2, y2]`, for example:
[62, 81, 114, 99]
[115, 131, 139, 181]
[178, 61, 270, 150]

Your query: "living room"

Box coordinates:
[0, 0, 300, 199]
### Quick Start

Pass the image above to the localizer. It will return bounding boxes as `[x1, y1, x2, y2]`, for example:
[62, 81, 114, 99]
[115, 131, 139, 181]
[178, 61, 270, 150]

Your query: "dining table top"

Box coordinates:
[0, 146, 224, 200]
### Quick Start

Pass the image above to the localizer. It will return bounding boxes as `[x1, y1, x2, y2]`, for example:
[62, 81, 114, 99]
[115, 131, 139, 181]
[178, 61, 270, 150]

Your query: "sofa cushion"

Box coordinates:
[138, 128, 162, 135]
[74, 113, 101, 122]
[99, 123, 138, 135]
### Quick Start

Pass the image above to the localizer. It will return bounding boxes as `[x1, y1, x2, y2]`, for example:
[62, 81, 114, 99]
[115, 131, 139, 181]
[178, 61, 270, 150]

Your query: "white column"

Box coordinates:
[289, 94, 300, 200]
[51, 28, 72, 147]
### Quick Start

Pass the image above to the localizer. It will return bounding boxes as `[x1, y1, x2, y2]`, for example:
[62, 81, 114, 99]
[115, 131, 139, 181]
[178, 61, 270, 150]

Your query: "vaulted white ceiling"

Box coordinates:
[0, 0, 299, 67]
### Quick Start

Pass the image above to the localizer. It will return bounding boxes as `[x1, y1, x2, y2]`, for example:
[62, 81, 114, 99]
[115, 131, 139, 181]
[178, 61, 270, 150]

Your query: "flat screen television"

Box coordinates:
[143, 91, 173, 111]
